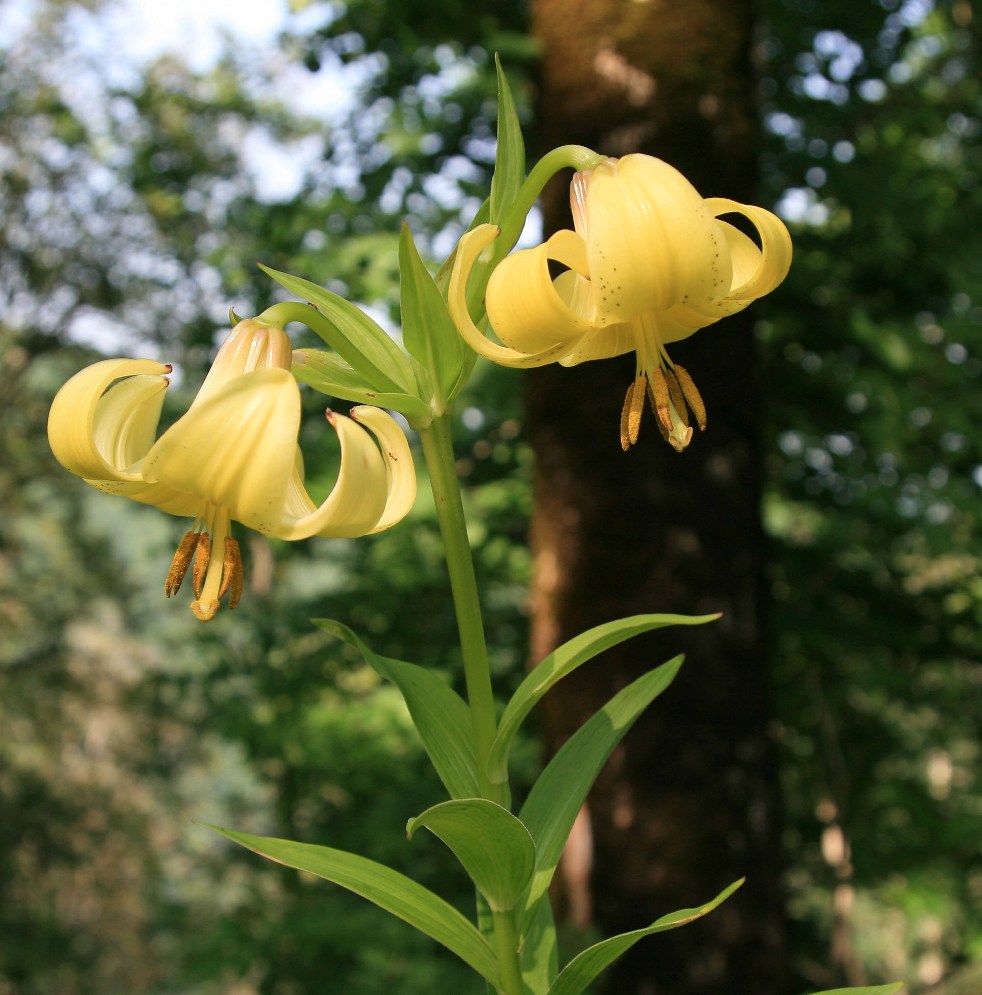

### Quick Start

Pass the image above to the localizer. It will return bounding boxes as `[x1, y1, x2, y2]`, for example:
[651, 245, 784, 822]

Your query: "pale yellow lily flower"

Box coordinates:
[48, 319, 416, 620]
[449, 154, 792, 451]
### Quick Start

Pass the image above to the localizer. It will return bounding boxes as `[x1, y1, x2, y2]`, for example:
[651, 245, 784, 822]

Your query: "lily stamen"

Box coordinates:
[620, 374, 648, 451]
[192, 531, 211, 598]
[219, 537, 244, 610]
[647, 368, 675, 437]
[166, 531, 201, 598]
[642, 369, 693, 453]
[620, 364, 709, 453]
[662, 369, 689, 431]
[673, 365, 707, 431]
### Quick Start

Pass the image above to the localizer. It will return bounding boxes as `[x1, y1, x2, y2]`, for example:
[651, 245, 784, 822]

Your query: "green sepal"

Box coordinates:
[545, 879, 744, 995]
[518, 656, 684, 931]
[313, 619, 479, 799]
[292, 349, 430, 423]
[399, 223, 464, 410]
[205, 825, 499, 987]
[292, 350, 431, 423]
[261, 264, 418, 394]
[488, 613, 718, 784]
[808, 987, 904, 994]
[407, 799, 535, 912]
[449, 339, 479, 402]
[489, 55, 525, 224]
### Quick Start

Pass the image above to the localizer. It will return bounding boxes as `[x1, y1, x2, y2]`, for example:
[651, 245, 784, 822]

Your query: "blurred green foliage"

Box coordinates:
[759, 2, 981, 989]
[0, 0, 978, 993]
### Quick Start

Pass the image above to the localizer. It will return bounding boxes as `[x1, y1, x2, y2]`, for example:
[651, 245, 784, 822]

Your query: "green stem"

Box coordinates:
[419, 414, 502, 803]
[465, 144, 606, 319]
[256, 302, 346, 348]
[495, 144, 605, 257]
[491, 910, 525, 995]
[254, 300, 316, 328]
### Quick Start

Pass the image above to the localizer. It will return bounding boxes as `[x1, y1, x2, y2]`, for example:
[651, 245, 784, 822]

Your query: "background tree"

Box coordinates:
[761, 1, 981, 990]
[527, 2, 789, 993]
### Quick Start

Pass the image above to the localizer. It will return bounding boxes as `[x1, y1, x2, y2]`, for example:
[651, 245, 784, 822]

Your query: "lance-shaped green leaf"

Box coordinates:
[448, 340, 479, 403]
[261, 264, 418, 395]
[488, 613, 718, 784]
[521, 894, 560, 993]
[292, 350, 431, 423]
[314, 619, 479, 799]
[207, 825, 499, 988]
[545, 879, 744, 995]
[407, 799, 535, 912]
[518, 656, 684, 930]
[399, 224, 464, 408]
[489, 55, 525, 224]
[808, 987, 904, 994]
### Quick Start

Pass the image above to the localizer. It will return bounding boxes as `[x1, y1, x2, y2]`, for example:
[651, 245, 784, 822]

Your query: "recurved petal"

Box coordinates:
[585, 155, 732, 324]
[449, 225, 578, 368]
[718, 221, 765, 295]
[276, 410, 390, 540]
[486, 229, 595, 354]
[142, 368, 300, 534]
[348, 406, 416, 533]
[48, 358, 171, 481]
[667, 200, 793, 328]
[705, 198, 792, 302]
[91, 374, 170, 472]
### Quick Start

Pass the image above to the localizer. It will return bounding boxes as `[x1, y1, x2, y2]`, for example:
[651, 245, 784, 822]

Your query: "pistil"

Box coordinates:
[191, 509, 243, 621]
[164, 511, 244, 620]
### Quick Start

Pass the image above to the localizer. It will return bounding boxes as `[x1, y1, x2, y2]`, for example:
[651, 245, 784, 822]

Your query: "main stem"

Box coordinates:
[419, 414, 523, 995]
[491, 911, 525, 995]
[419, 415, 501, 804]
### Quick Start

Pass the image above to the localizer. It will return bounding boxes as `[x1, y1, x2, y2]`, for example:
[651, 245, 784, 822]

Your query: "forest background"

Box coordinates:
[0, 0, 979, 994]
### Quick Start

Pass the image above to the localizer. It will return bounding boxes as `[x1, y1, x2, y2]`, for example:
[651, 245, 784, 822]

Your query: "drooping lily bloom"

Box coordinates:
[449, 154, 792, 451]
[48, 319, 416, 620]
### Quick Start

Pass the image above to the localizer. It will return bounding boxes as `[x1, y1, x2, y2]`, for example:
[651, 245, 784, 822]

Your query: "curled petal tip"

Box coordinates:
[347, 405, 417, 534]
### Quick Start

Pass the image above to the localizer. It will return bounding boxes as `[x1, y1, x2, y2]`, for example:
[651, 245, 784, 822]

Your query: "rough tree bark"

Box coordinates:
[526, 2, 791, 993]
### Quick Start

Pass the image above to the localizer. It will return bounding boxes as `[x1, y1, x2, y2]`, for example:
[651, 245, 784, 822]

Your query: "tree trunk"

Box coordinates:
[527, 2, 791, 992]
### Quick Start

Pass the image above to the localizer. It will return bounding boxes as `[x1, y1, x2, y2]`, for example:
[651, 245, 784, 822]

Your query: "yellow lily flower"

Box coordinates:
[48, 319, 417, 620]
[449, 153, 792, 451]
